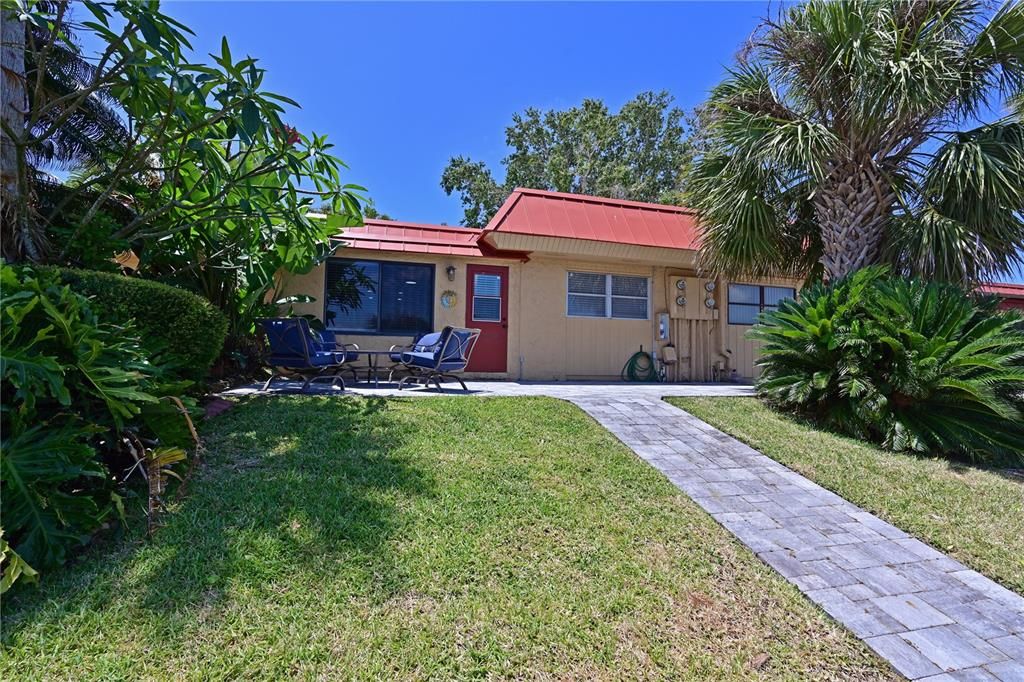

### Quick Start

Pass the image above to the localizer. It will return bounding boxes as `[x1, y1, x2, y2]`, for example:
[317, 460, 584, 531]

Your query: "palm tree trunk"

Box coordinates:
[814, 162, 894, 280]
[0, 11, 36, 261]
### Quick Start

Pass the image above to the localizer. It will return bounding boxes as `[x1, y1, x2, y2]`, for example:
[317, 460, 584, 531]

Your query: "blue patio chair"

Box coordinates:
[386, 331, 442, 382]
[397, 326, 481, 392]
[259, 318, 359, 392]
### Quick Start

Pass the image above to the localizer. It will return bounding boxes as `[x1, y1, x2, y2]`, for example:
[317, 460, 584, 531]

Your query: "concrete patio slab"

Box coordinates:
[223, 379, 757, 399]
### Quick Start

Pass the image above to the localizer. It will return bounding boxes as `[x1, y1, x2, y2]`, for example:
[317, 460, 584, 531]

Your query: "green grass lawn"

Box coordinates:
[2, 396, 895, 680]
[669, 397, 1024, 595]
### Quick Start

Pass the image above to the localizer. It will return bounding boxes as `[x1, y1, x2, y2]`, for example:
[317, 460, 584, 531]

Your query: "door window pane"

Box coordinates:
[472, 272, 502, 322]
[473, 273, 502, 297]
[472, 297, 501, 321]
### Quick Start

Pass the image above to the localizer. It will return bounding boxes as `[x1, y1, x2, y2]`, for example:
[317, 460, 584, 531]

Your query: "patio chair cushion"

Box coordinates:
[391, 331, 443, 363]
[262, 318, 357, 368]
[400, 351, 467, 373]
[414, 332, 442, 352]
[312, 331, 360, 363]
[443, 329, 474, 361]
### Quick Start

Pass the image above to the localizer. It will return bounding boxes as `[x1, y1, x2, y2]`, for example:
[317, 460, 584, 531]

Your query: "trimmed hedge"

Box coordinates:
[43, 267, 228, 380]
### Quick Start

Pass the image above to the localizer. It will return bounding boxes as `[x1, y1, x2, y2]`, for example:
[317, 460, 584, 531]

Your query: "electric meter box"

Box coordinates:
[668, 276, 718, 320]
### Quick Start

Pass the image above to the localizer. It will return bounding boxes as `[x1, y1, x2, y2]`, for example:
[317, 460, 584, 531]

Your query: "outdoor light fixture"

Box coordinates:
[446, 265, 456, 281]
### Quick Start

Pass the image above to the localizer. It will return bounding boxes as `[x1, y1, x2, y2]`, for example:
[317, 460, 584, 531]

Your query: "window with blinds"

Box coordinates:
[567, 272, 649, 320]
[324, 259, 434, 334]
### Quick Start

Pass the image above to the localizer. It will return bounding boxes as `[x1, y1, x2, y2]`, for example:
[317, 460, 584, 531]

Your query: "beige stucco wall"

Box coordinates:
[514, 256, 659, 381]
[277, 244, 796, 382]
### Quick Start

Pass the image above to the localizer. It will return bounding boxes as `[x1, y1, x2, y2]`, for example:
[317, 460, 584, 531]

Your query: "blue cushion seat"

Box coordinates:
[400, 351, 467, 373]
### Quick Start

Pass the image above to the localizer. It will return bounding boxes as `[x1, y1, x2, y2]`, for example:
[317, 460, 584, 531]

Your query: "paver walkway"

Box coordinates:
[572, 395, 1024, 682]
[230, 381, 1024, 680]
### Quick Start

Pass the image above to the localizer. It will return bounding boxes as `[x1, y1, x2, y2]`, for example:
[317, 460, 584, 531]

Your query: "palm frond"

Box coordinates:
[690, 0, 1024, 282]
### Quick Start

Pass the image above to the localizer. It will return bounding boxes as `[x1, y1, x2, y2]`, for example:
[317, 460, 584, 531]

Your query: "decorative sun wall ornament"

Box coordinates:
[440, 290, 458, 309]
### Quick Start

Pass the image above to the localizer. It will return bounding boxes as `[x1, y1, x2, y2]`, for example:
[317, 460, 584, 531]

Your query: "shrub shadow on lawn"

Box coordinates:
[3, 395, 435, 644]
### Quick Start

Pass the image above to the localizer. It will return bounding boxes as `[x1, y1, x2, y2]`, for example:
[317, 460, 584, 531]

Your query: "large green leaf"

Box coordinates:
[139, 397, 198, 450]
[0, 423, 108, 570]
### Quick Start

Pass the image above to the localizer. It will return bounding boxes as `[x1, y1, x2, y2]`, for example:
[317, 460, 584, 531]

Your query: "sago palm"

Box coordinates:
[688, 0, 1024, 284]
[752, 267, 1024, 463]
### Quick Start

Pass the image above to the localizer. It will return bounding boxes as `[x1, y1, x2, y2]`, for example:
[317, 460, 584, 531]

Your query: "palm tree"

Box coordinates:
[24, 10, 129, 172]
[1, 1, 130, 262]
[1, 4, 29, 257]
[688, 0, 1024, 284]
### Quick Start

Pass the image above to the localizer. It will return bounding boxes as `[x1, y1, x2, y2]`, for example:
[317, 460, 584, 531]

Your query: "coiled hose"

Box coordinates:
[621, 347, 658, 382]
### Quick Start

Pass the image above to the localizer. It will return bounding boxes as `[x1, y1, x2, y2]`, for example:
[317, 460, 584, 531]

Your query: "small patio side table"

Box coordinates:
[355, 350, 398, 388]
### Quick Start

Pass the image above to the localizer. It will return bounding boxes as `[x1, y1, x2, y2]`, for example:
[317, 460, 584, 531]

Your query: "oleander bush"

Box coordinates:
[750, 267, 1024, 464]
[43, 266, 227, 381]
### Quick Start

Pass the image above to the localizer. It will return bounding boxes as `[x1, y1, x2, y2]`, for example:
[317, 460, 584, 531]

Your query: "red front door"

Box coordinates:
[466, 264, 508, 372]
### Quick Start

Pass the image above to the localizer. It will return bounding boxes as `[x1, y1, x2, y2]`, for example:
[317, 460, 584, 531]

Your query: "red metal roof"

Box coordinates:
[333, 219, 524, 259]
[482, 188, 700, 250]
[980, 282, 1024, 299]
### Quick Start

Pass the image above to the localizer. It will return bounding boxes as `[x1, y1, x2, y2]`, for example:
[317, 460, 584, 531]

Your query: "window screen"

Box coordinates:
[325, 259, 433, 334]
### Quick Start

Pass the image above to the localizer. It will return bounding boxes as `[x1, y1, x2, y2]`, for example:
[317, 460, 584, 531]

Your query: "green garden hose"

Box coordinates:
[621, 347, 658, 382]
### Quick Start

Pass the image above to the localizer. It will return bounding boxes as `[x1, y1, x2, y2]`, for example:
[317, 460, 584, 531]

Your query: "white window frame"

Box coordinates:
[471, 272, 502, 322]
[566, 271, 650, 320]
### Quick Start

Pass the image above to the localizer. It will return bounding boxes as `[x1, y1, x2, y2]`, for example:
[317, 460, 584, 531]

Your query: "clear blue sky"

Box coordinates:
[154, 1, 767, 223]
[89, 1, 1024, 283]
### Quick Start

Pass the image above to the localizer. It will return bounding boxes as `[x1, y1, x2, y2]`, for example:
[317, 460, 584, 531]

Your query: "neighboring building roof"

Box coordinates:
[332, 219, 520, 259]
[481, 188, 700, 251]
[981, 282, 1024, 299]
